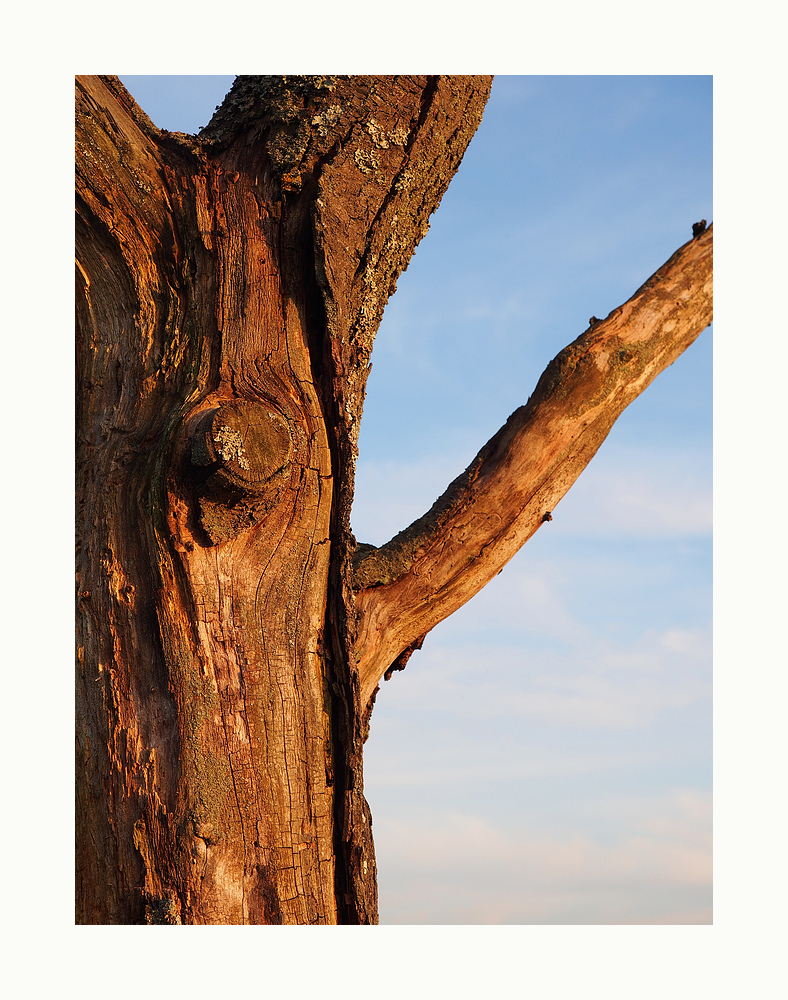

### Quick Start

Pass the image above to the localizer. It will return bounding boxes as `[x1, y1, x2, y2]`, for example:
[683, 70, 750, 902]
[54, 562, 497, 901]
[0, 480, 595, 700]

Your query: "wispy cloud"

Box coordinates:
[372, 790, 712, 924]
[555, 444, 712, 538]
[368, 624, 710, 742]
[353, 441, 711, 548]
[363, 525, 711, 923]
[352, 450, 476, 546]
[459, 295, 531, 325]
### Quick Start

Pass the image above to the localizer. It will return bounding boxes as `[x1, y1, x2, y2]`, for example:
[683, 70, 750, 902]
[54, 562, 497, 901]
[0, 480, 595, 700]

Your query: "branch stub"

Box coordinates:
[197, 401, 293, 495]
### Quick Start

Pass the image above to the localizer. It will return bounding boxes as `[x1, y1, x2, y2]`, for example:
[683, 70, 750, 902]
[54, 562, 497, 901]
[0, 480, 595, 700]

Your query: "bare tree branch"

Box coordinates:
[353, 226, 713, 706]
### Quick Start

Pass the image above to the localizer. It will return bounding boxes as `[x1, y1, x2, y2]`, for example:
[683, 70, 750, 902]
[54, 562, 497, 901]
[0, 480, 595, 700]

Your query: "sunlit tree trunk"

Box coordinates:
[75, 74, 492, 924]
[75, 74, 711, 924]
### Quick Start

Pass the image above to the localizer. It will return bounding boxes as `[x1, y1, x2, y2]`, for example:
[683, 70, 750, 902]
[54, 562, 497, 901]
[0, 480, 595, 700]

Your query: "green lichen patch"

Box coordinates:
[144, 892, 182, 924]
[199, 76, 344, 191]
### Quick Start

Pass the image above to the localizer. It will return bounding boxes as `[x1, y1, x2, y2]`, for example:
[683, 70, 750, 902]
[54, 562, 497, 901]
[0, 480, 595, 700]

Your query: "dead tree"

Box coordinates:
[75, 74, 712, 924]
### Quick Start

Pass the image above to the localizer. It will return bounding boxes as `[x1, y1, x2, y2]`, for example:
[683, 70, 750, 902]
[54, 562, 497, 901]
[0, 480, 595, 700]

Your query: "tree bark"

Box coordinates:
[353, 227, 713, 704]
[76, 73, 492, 924]
[75, 74, 712, 925]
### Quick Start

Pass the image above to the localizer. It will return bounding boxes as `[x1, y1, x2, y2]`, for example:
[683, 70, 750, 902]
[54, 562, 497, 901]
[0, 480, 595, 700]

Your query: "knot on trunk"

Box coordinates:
[190, 400, 293, 543]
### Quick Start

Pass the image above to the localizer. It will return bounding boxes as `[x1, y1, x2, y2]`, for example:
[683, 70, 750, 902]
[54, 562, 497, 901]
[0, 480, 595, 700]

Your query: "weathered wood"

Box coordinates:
[76, 74, 492, 924]
[76, 74, 711, 925]
[353, 227, 713, 706]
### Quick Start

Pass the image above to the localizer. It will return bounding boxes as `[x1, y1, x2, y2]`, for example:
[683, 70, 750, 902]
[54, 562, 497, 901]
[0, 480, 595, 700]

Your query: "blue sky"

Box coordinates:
[119, 74, 712, 924]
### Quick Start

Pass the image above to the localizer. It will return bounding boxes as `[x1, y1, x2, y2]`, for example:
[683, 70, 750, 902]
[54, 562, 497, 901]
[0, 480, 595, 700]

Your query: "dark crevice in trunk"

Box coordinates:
[350, 74, 439, 288]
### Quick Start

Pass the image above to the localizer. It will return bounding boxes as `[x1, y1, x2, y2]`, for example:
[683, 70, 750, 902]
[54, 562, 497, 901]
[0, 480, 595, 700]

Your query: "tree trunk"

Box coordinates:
[76, 74, 492, 924]
[75, 75, 712, 924]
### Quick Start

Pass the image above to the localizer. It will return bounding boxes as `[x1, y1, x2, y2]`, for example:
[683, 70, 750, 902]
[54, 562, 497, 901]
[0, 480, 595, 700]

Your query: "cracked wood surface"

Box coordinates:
[75, 74, 491, 924]
[353, 227, 713, 707]
[75, 73, 710, 924]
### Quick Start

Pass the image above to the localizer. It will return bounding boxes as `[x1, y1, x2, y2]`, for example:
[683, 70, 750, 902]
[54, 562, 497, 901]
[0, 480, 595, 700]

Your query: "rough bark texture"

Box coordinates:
[353, 227, 713, 704]
[75, 74, 711, 925]
[76, 74, 491, 924]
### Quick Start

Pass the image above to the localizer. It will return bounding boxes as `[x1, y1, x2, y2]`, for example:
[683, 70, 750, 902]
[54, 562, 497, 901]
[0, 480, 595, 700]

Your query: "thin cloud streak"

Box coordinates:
[373, 790, 712, 924]
[353, 443, 711, 546]
[368, 625, 710, 737]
